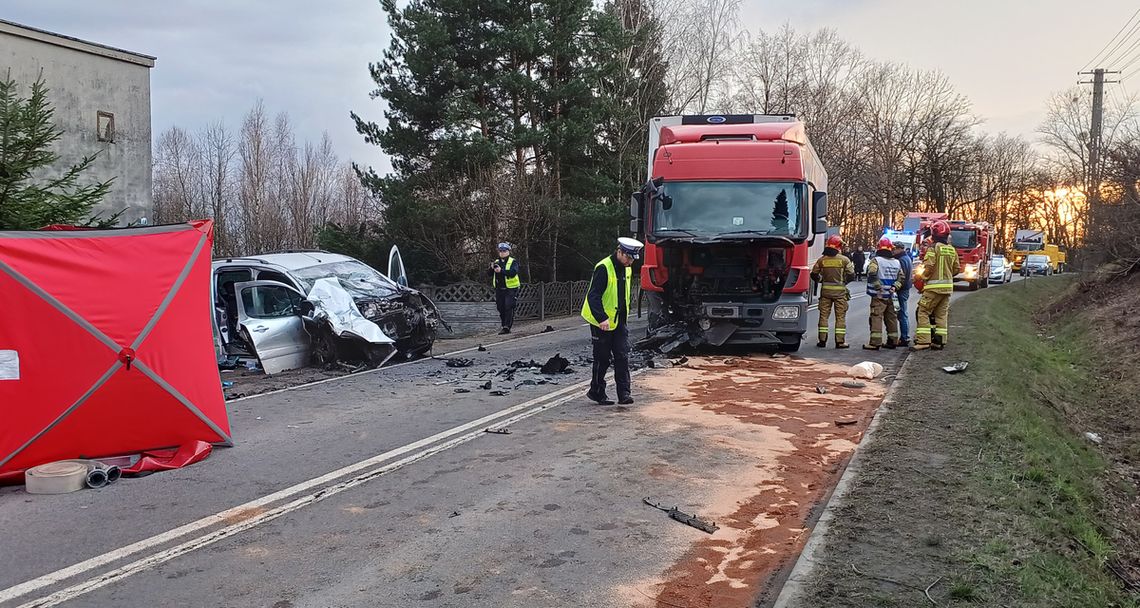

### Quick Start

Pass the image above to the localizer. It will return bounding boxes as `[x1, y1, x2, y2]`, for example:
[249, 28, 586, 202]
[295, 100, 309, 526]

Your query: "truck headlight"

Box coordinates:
[964, 264, 977, 277]
[773, 305, 800, 320]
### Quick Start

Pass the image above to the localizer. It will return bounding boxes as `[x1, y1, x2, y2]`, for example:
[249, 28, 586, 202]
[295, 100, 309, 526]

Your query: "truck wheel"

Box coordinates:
[969, 280, 979, 291]
[778, 335, 802, 353]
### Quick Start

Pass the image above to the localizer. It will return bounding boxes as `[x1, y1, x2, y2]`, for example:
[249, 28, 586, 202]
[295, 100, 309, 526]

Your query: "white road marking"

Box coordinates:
[0, 376, 611, 606]
[12, 373, 643, 608]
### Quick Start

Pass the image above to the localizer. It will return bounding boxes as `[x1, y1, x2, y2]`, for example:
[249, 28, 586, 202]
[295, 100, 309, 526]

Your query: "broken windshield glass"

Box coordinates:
[291, 260, 400, 299]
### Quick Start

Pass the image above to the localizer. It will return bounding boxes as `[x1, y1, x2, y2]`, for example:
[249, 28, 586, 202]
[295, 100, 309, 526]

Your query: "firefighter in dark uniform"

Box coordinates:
[581, 237, 643, 405]
[811, 234, 855, 348]
[487, 242, 520, 334]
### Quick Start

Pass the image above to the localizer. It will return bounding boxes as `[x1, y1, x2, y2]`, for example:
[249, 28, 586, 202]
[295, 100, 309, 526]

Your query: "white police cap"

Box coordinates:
[618, 237, 644, 259]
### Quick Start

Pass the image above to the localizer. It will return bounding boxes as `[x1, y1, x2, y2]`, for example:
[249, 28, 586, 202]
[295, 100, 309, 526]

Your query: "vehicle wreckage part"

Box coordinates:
[643, 497, 719, 534]
[484, 428, 511, 435]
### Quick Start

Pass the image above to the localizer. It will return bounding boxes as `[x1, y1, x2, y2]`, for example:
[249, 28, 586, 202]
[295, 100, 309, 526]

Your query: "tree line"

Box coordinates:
[145, 0, 1139, 280]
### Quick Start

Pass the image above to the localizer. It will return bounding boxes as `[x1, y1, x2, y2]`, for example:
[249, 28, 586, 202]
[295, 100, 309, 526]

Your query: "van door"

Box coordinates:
[233, 280, 312, 374]
[388, 245, 409, 287]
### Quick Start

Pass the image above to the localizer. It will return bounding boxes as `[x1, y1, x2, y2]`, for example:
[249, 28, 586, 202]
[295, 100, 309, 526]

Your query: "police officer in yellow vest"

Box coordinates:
[488, 242, 521, 334]
[913, 220, 959, 350]
[581, 237, 643, 405]
[811, 234, 855, 349]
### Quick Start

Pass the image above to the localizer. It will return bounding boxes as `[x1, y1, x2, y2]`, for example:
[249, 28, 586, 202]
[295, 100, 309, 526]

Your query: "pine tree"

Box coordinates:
[0, 73, 113, 230]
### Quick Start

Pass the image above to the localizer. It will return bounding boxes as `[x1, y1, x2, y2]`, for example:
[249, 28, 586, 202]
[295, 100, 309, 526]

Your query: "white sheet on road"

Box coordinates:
[306, 278, 394, 345]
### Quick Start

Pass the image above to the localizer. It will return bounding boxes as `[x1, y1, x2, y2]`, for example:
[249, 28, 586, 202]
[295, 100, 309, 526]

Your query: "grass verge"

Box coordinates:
[795, 277, 1138, 607]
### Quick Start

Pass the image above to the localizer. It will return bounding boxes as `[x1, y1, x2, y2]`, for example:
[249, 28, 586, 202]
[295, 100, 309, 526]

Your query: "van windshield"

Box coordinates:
[291, 260, 400, 299]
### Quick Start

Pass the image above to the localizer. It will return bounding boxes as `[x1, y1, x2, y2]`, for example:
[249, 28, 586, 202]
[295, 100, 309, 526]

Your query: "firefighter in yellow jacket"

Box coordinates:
[811, 234, 855, 349]
[913, 220, 959, 350]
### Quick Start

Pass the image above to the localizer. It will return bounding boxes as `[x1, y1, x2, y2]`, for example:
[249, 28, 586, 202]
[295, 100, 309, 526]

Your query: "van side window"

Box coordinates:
[256, 270, 292, 287]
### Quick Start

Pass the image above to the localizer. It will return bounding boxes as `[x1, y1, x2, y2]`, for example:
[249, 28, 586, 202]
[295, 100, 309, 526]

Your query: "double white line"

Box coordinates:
[2, 376, 616, 608]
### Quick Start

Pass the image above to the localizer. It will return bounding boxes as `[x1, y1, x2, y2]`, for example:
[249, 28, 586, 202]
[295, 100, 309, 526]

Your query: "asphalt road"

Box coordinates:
[0, 276, 1012, 608]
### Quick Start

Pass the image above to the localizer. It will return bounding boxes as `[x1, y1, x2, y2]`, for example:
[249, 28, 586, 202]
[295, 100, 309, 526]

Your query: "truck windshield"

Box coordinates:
[950, 229, 977, 249]
[652, 181, 804, 238]
[1027, 255, 1049, 264]
[1015, 242, 1043, 251]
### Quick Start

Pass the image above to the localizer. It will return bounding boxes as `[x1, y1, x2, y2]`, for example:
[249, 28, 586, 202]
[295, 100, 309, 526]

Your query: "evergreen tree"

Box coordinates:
[0, 73, 113, 230]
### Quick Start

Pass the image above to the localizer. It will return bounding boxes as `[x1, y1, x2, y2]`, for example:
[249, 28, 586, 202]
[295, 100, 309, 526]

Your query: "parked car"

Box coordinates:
[211, 249, 447, 374]
[1020, 254, 1052, 277]
[989, 254, 1013, 284]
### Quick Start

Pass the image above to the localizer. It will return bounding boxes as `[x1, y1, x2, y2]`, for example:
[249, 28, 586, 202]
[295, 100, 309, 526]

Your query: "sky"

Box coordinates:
[2, 0, 1134, 174]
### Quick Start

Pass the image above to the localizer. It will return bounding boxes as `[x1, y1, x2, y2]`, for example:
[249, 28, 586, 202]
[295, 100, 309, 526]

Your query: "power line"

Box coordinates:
[1084, 6, 1140, 71]
[1108, 37, 1140, 70]
[1099, 16, 1140, 67]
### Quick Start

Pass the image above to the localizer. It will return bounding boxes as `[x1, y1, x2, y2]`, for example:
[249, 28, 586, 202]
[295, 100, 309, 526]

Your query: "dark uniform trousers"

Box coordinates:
[495, 288, 518, 329]
[590, 322, 631, 398]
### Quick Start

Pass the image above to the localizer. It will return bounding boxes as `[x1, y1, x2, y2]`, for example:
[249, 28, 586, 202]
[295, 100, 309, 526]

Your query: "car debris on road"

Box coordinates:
[644, 497, 720, 534]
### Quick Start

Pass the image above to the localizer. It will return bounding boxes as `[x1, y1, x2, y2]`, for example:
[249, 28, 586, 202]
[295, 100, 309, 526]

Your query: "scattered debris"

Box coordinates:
[540, 354, 570, 374]
[771, 353, 788, 359]
[542, 325, 555, 333]
[479, 381, 492, 390]
[217, 355, 241, 370]
[477, 344, 487, 352]
[941, 362, 969, 374]
[643, 497, 719, 534]
[1085, 431, 1103, 444]
[847, 361, 884, 379]
[449, 511, 461, 518]
[488, 390, 509, 396]
[221, 381, 234, 388]
[815, 385, 828, 394]
[484, 428, 511, 435]
[647, 356, 673, 369]
[454, 388, 470, 394]
[841, 380, 867, 389]
[445, 357, 475, 368]
[835, 418, 859, 426]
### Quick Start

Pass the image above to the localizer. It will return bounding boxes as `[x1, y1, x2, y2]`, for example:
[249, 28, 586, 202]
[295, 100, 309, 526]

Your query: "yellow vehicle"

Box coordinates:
[1011, 229, 1066, 273]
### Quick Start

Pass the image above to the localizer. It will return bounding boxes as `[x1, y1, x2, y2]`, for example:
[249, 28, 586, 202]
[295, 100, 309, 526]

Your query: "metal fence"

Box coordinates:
[418, 280, 639, 322]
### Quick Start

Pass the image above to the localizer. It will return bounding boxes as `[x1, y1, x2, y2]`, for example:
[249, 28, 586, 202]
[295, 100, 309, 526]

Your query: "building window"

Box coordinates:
[97, 111, 115, 143]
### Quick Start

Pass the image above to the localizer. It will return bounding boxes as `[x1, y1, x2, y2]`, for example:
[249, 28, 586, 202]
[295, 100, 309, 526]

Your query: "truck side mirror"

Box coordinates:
[630, 192, 644, 236]
[812, 191, 828, 235]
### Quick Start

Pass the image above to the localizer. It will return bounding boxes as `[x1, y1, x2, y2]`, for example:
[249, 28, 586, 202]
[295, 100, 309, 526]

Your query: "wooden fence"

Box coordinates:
[418, 280, 641, 337]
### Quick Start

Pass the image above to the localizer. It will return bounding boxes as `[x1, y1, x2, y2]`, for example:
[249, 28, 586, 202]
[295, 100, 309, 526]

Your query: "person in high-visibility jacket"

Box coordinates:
[811, 234, 855, 348]
[913, 220, 959, 350]
[581, 237, 643, 405]
[864, 236, 902, 350]
[487, 242, 521, 334]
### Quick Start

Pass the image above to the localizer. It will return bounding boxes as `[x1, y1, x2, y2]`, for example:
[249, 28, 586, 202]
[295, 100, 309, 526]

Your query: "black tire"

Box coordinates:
[312, 327, 342, 367]
[969, 280, 979, 291]
[778, 335, 802, 352]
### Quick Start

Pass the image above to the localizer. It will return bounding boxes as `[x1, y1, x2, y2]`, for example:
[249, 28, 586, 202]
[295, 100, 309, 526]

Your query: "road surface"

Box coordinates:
[0, 278, 1006, 608]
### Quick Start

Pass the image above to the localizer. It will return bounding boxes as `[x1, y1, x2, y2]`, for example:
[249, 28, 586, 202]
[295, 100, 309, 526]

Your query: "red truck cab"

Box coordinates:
[630, 115, 829, 352]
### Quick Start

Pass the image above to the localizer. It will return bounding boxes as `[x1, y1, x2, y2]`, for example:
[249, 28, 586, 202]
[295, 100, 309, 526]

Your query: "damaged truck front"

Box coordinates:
[632, 115, 830, 353]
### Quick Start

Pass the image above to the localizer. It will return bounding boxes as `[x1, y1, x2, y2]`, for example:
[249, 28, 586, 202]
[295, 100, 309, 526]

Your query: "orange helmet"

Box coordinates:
[932, 220, 951, 238]
[826, 235, 843, 249]
[878, 236, 893, 250]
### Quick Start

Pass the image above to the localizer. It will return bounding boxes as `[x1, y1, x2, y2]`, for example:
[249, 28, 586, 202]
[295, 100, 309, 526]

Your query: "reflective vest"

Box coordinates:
[867, 255, 902, 298]
[812, 253, 854, 296]
[923, 244, 959, 293]
[493, 257, 521, 289]
[580, 256, 631, 331]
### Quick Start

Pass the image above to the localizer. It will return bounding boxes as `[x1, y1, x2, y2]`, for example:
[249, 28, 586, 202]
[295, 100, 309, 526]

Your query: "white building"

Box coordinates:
[1, 19, 155, 224]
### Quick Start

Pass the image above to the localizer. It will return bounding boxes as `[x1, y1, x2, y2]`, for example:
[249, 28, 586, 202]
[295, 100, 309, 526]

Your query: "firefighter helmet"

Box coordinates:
[877, 236, 893, 250]
[931, 220, 951, 238]
[826, 235, 843, 248]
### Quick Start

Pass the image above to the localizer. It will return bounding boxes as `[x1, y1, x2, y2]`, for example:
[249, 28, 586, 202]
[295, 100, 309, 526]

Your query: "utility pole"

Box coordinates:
[1077, 68, 1120, 231]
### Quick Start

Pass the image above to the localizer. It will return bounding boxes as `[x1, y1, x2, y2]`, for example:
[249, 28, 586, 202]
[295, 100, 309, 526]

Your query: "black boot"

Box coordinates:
[587, 390, 614, 405]
[816, 340, 827, 348]
[618, 394, 634, 405]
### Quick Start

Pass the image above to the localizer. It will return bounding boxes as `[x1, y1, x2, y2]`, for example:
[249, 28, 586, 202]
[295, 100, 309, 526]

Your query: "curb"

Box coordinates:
[769, 351, 916, 608]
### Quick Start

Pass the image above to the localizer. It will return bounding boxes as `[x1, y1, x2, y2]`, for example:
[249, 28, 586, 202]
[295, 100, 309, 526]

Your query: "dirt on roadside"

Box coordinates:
[612, 356, 891, 608]
[792, 276, 1140, 608]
